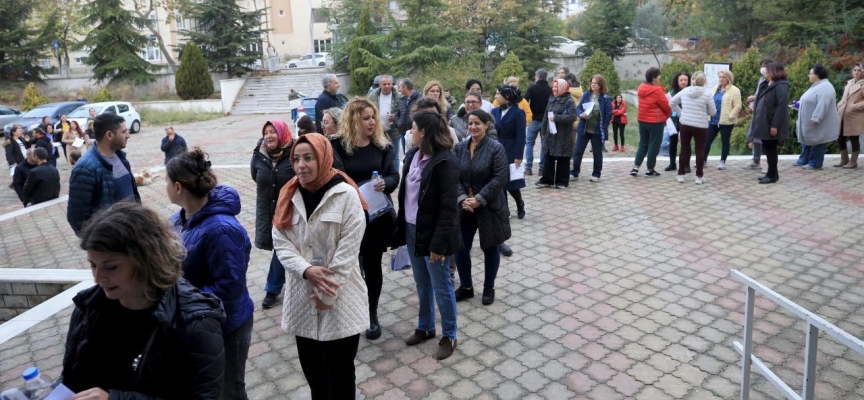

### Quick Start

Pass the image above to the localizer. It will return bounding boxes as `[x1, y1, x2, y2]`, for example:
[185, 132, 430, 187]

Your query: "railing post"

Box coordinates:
[740, 286, 755, 400]
[802, 323, 818, 400]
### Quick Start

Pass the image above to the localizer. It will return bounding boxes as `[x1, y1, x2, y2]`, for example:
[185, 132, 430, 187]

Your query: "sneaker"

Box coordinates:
[664, 164, 677, 171]
[525, 168, 533, 176]
[629, 167, 639, 176]
[612, 145, 620, 152]
[695, 176, 706, 185]
[535, 180, 552, 188]
[645, 169, 661, 177]
[569, 173, 579, 181]
[498, 243, 513, 257]
[620, 146, 625, 152]
[743, 162, 761, 170]
[262, 292, 279, 309]
[717, 161, 726, 170]
[434, 337, 457, 360]
[802, 164, 821, 170]
[602, 146, 609, 153]
[793, 161, 805, 166]
[676, 175, 685, 183]
[589, 176, 600, 182]
[454, 286, 474, 302]
[405, 329, 436, 346]
[554, 184, 567, 189]
[482, 287, 495, 305]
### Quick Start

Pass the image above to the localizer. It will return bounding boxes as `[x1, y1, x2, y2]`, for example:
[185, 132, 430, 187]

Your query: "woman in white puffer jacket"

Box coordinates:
[670, 72, 717, 184]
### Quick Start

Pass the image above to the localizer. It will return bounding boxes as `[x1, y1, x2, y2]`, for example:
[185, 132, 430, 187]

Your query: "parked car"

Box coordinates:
[68, 101, 142, 134]
[3, 101, 86, 137]
[553, 36, 585, 56]
[0, 106, 22, 136]
[285, 53, 331, 69]
[291, 92, 349, 124]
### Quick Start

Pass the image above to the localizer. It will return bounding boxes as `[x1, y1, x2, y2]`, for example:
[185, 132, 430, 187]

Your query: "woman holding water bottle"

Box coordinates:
[329, 98, 399, 341]
[272, 133, 369, 399]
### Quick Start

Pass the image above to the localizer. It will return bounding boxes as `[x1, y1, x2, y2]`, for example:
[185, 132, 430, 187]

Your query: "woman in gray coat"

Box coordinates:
[795, 64, 840, 170]
[537, 78, 578, 188]
[750, 62, 790, 184]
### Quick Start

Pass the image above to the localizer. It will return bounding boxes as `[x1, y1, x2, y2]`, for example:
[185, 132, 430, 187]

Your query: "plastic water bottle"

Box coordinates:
[372, 170, 380, 182]
[21, 367, 52, 400]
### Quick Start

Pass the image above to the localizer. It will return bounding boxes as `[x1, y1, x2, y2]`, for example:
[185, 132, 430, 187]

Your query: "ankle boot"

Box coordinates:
[835, 149, 849, 167]
[366, 309, 381, 340]
[844, 151, 859, 169]
[516, 200, 525, 219]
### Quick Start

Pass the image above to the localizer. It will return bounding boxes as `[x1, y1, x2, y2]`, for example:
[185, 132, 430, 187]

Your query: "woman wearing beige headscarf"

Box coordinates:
[835, 62, 864, 168]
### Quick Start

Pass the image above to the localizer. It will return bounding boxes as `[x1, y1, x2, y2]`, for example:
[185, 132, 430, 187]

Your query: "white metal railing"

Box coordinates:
[731, 270, 864, 400]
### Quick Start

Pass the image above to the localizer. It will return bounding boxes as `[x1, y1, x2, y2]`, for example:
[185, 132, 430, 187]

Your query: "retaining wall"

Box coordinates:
[0, 282, 75, 322]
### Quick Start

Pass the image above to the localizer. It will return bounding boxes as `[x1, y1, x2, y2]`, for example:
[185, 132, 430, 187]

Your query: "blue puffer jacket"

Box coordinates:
[170, 185, 254, 335]
[67, 148, 141, 234]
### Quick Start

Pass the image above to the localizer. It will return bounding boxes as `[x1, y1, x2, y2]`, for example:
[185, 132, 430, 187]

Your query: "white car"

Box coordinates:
[553, 36, 585, 56]
[285, 53, 331, 68]
[69, 101, 142, 134]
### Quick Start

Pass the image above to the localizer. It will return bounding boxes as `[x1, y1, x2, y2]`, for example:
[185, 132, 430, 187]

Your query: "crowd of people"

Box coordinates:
[3, 58, 856, 399]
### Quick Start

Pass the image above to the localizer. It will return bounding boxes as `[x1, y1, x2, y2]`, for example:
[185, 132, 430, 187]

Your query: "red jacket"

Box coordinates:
[611, 101, 628, 125]
[637, 83, 672, 123]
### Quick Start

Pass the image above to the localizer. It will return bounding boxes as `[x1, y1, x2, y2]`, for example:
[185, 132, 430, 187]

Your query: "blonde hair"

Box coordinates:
[691, 72, 707, 86]
[336, 98, 390, 155]
[505, 76, 520, 86]
[423, 80, 448, 116]
[719, 70, 734, 85]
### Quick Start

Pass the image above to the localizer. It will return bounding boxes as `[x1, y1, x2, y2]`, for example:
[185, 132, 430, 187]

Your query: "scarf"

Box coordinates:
[272, 133, 368, 230]
[261, 120, 293, 159]
[552, 79, 571, 97]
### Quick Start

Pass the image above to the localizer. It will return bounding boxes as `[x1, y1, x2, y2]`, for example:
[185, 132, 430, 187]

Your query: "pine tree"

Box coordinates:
[580, 50, 621, 95]
[176, 42, 214, 100]
[493, 53, 528, 86]
[180, 0, 267, 78]
[76, 0, 158, 85]
[579, 0, 635, 60]
[0, 0, 56, 82]
[349, 5, 378, 95]
[21, 83, 49, 111]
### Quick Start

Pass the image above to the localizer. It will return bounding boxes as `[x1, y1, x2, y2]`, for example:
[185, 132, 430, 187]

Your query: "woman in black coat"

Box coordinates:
[491, 84, 527, 219]
[453, 109, 511, 306]
[252, 120, 296, 309]
[62, 202, 225, 400]
[392, 111, 462, 360]
[749, 62, 790, 184]
[331, 98, 399, 341]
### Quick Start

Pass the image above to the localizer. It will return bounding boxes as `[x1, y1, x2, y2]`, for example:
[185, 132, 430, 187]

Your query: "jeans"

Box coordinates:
[634, 122, 664, 170]
[525, 121, 545, 171]
[296, 334, 360, 400]
[797, 143, 827, 168]
[752, 140, 762, 163]
[223, 316, 253, 400]
[264, 251, 285, 295]
[706, 124, 734, 162]
[406, 224, 457, 339]
[571, 132, 603, 178]
[679, 125, 707, 177]
[455, 211, 501, 289]
[763, 139, 779, 180]
[390, 133, 402, 171]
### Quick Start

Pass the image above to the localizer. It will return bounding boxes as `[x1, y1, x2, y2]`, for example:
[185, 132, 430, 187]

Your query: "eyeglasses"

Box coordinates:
[465, 100, 480, 104]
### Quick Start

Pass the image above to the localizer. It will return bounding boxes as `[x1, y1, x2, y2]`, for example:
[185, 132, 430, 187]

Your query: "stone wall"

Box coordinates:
[548, 51, 677, 82]
[0, 282, 75, 322]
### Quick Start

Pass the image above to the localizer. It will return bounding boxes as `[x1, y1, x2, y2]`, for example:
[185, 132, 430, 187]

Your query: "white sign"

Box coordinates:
[704, 62, 732, 89]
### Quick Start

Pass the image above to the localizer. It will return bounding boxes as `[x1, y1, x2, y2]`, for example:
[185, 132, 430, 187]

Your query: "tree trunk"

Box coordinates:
[134, 8, 177, 72]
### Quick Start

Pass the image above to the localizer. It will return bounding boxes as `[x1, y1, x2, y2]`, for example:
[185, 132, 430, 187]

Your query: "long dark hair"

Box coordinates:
[613, 94, 624, 108]
[670, 72, 691, 95]
[412, 111, 452, 155]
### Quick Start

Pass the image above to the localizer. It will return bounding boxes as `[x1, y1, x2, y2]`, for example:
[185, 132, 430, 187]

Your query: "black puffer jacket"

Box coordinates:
[393, 148, 463, 256]
[251, 139, 295, 250]
[4, 137, 25, 166]
[750, 79, 790, 143]
[453, 135, 511, 250]
[62, 279, 226, 400]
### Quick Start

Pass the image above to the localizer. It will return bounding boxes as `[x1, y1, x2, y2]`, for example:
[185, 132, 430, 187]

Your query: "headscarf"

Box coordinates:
[552, 79, 571, 97]
[272, 133, 368, 230]
[497, 84, 522, 107]
[261, 119, 293, 159]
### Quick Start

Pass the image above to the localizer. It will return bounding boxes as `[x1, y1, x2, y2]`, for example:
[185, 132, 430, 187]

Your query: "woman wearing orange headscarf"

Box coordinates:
[537, 78, 578, 188]
[272, 133, 369, 400]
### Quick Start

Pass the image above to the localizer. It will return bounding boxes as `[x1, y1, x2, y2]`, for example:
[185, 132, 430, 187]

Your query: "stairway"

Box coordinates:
[231, 70, 329, 115]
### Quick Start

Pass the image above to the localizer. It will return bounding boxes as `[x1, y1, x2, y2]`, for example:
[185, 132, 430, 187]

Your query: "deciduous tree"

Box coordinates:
[577, 0, 635, 60]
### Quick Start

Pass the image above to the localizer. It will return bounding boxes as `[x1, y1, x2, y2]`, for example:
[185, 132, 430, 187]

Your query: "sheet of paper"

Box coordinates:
[581, 101, 595, 116]
[358, 180, 391, 220]
[44, 383, 75, 400]
[509, 163, 525, 181]
[9, 166, 14, 177]
[547, 112, 557, 134]
[665, 118, 678, 135]
[72, 138, 85, 148]
[51, 142, 62, 147]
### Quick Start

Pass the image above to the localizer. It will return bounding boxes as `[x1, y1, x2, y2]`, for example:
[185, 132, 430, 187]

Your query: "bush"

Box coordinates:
[730, 114, 752, 155]
[415, 55, 485, 102]
[580, 50, 620, 96]
[732, 46, 763, 97]
[176, 42, 214, 100]
[93, 87, 114, 102]
[492, 53, 528, 87]
[21, 83, 49, 111]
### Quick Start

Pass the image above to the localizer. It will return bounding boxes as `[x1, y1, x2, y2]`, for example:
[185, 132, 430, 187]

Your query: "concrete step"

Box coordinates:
[230, 72, 330, 114]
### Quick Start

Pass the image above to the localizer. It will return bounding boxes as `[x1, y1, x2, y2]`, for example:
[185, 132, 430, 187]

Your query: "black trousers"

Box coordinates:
[668, 134, 678, 166]
[296, 334, 360, 400]
[612, 122, 626, 146]
[222, 316, 253, 400]
[540, 155, 571, 186]
[762, 139, 779, 180]
[359, 251, 382, 318]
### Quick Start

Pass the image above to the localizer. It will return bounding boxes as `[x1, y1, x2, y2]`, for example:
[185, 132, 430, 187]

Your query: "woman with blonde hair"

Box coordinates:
[330, 97, 399, 341]
[423, 80, 454, 120]
[671, 71, 717, 184]
[705, 69, 742, 170]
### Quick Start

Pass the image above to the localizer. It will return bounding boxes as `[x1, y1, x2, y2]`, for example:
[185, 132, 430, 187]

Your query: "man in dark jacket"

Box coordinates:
[22, 148, 60, 206]
[314, 74, 343, 133]
[161, 126, 188, 164]
[30, 128, 55, 167]
[523, 69, 553, 176]
[12, 149, 37, 205]
[394, 78, 423, 170]
[67, 113, 140, 234]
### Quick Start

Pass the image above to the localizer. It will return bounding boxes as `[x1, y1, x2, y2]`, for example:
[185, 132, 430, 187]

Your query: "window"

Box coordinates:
[175, 14, 186, 29]
[75, 57, 85, 65]
[278, 9, 284, 16]
[117, 104, 130, 113]
[0, 107, 15, 115]
[103, 106, 117, 115]
[148, 13, 159, 30]
[248, 42, 261, 53]
[312, 8, 330, 23]
[314, 39, 332, 53]
[39, 59, 52, 68]
[142, 37, 161, 61]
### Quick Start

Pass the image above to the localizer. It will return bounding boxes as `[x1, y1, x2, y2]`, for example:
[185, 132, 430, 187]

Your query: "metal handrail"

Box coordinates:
[731, 269, 864, 400]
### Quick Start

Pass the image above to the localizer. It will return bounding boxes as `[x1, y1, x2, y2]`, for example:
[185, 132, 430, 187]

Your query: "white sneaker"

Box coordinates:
[590, 176, 600, 182]
[676, 175, 685, 183]
[717, 161, 726, 170]
[695, 176, 706, 185]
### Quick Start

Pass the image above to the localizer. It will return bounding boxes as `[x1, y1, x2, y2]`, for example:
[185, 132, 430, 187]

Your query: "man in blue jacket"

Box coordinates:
[67, 113, 140, 235]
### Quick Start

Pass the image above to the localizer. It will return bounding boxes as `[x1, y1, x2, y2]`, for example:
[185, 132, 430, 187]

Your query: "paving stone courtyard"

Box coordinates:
[1, 114, 863, 399]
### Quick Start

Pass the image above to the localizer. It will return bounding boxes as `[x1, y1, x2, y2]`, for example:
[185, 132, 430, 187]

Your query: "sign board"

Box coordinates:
[53, 40, 60, 49]
[704, 62, 732, 89]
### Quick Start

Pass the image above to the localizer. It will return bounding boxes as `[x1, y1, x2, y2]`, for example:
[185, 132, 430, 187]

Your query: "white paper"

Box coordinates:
[509, 163, 525, 181]
[547, 112, 557, 134]
[665, 118, 678, 136]
[581, 101, 595, 117]
[51, 142, 62, 147]
[9, 165, 14, 177]
[43, 383, 75, 400]
[358, 180, 391, 220]
[72, 138, 85, 148]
